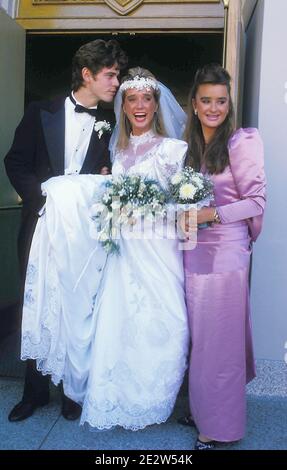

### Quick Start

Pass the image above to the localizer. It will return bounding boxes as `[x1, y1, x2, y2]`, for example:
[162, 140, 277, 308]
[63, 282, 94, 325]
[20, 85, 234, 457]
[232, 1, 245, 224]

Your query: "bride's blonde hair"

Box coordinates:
[117, 67, 166, 150]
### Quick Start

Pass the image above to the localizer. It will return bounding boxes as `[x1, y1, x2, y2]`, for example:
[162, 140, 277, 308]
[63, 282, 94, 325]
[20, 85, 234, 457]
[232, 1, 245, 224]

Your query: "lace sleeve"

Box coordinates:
[154, 138, 188, 190]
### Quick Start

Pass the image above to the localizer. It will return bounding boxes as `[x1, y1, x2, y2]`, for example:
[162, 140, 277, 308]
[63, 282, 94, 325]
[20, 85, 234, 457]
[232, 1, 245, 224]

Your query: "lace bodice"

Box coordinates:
[112, 130, 188, 190]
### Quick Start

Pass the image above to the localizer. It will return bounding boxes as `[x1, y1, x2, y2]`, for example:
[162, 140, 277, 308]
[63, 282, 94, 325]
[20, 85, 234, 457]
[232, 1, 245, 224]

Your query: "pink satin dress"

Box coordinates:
[183, 128, 266, 442]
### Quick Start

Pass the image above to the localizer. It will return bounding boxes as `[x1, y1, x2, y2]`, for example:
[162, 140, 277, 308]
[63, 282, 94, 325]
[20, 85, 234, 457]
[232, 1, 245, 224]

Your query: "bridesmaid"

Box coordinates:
[180, 63, 266, 450]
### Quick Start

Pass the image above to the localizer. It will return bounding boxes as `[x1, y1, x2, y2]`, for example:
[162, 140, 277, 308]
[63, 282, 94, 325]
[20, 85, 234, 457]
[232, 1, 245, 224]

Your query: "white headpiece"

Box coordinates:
[109, 79, 187, 159]
[119, 75, 158, 92]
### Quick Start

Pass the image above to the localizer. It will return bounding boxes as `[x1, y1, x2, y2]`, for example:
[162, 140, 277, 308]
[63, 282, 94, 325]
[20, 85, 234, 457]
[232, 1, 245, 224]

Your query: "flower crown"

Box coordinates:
[119, 75, 158, 92]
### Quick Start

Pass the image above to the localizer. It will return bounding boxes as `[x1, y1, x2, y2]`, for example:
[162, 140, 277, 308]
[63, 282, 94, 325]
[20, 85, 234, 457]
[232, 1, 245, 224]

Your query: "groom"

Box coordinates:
[5, 39, 128, 422]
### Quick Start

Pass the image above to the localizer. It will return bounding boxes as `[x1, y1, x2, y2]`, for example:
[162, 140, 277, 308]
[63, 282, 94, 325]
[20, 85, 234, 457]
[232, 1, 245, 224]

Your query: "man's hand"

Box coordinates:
[100, 166, 110, 175]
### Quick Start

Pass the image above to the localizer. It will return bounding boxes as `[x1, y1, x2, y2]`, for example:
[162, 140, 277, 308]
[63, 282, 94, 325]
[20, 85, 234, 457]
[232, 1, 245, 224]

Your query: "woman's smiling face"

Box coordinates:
[193, 83, 230, 141]
[123, 88, 158, 136]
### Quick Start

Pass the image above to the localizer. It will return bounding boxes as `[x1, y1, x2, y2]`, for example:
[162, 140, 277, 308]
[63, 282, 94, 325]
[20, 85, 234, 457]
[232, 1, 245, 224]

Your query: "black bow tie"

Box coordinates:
[69, 94, 98, 117]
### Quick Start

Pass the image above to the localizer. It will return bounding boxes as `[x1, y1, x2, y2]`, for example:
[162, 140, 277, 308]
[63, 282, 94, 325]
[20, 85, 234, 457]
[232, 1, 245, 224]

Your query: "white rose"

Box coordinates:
[192, 176, 203, 189]
[94, 120, 111, 139]
[171, 173, 183, 185]
[94, 121, 104, 132]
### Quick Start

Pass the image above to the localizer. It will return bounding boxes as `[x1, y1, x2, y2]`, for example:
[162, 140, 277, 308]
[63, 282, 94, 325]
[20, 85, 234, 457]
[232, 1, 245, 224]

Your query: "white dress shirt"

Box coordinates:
[39, 93, 98, 216]
[64, 92, 97, 175]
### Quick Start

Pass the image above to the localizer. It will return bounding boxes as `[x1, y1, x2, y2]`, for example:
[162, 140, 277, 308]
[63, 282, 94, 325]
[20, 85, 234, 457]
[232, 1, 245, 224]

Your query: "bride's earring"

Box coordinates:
[194, 109, 198, 116]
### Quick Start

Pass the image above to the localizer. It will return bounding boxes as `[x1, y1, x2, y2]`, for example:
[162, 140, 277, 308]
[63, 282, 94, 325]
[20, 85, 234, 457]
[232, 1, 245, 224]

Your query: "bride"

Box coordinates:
[21, 67, 190, 430]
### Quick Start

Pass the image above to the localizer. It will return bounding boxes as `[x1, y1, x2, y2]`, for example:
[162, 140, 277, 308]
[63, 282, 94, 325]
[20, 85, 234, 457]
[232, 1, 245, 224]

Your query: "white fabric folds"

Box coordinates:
[21, 175, 108, 401]
[21, 136, 189, 430]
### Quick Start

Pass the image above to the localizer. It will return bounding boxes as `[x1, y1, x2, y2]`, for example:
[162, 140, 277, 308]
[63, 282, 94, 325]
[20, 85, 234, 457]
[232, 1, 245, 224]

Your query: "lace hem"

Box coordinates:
[80, 395, 177, 431]
[21, 327, 66, 386]
[77, 357, 187, 431]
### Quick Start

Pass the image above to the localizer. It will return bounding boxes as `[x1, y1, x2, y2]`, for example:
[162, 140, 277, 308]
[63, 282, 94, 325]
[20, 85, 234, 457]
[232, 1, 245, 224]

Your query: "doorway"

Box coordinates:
[25, 33, 223, 106]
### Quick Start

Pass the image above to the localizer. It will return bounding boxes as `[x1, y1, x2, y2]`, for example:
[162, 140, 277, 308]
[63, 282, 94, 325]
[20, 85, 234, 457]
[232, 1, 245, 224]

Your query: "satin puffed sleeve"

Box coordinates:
[154, 138, 188, 190]
[217, 128, 266, 241]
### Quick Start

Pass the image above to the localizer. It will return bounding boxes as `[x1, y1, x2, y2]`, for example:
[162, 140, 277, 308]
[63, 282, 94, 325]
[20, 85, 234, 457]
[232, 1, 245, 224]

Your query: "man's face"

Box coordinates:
[84, 64, 120, 103]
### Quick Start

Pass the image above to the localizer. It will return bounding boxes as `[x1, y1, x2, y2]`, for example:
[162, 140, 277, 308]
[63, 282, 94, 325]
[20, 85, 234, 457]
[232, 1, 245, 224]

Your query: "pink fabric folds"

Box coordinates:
[218, 128, 266, 241]
[184, 128, 266, 442]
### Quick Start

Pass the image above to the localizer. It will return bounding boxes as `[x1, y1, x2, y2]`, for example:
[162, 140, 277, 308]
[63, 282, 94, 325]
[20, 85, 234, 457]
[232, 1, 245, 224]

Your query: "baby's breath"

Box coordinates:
[169, 166, 214, 204]
[91, 175, 167, 255]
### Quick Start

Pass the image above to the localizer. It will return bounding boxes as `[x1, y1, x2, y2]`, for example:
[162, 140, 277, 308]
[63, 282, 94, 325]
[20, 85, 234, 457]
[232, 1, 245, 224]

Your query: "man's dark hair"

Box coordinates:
[71, 39, 128, 91]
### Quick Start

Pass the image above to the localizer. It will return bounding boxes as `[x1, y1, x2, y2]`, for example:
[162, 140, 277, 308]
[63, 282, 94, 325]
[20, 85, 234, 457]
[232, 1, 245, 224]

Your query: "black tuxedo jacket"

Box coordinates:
[4, 96, 114, 275]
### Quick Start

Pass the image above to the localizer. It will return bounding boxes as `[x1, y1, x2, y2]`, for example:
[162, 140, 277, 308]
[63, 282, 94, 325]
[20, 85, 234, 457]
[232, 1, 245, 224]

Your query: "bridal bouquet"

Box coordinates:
[90, 175, 167, 254]
[168, 166, 214, 228]
[169, 166, 213, 205]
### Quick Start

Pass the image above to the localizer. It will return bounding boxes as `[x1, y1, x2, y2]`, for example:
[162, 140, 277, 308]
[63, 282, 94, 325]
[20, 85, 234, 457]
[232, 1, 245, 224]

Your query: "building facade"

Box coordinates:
[0, 1, 286, 371]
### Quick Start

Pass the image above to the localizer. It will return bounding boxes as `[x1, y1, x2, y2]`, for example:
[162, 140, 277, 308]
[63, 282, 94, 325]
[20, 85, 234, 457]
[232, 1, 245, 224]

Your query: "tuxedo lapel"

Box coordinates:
[81, 105, 113, 174]
[41, 105, 65, 175]
[80, 129, 106, 174]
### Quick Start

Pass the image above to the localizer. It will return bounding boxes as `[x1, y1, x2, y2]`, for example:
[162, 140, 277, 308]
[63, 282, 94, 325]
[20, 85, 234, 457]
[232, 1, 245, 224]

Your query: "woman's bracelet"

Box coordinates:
[213, 208, 221, 224]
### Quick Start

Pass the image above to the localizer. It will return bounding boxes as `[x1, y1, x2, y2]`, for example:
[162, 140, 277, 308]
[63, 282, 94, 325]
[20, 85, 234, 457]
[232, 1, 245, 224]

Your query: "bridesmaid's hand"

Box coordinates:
[196, 207, 216, 225]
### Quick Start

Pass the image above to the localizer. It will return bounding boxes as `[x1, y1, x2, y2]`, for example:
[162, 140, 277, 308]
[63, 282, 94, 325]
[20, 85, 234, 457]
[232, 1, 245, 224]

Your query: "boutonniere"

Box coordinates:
[94, 120, 112, 139]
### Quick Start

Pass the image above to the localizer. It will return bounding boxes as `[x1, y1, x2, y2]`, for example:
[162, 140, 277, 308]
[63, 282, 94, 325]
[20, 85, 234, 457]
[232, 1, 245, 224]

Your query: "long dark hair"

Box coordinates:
[184, 63, 235, 174]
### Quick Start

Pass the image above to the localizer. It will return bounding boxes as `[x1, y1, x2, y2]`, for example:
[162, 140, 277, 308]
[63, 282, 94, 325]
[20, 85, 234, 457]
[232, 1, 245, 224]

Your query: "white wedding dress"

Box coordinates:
[21, 130, 189, 430]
